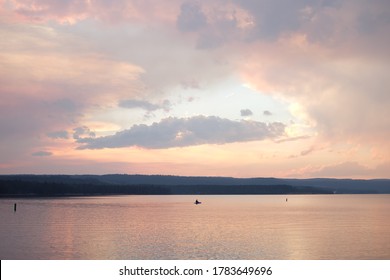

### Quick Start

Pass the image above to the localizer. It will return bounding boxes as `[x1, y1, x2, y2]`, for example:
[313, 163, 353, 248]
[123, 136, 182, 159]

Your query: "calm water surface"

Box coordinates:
[0, 195, 389, 259]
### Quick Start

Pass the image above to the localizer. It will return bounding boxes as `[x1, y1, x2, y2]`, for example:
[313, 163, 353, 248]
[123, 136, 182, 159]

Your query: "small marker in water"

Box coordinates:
[14, 203, 17, 212]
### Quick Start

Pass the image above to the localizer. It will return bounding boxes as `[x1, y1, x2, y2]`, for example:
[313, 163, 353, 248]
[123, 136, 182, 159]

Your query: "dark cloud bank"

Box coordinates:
[77, 115, 285, 149]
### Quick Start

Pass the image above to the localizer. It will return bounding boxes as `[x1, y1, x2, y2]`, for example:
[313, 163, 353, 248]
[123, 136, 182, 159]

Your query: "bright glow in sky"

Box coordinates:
[1, 0, 389, 178]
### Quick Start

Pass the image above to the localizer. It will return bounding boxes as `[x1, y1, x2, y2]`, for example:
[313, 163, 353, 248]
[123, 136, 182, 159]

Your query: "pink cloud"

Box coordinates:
[0, 22, 144, 165]
[3, 0, 182, 24]
[1, 0, 389, 178]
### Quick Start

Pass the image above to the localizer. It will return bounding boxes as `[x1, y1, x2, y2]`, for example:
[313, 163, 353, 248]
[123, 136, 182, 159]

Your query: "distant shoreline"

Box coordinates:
[1, 174, 389, 197]
[0, 192, 335, 198]
[2, 193, 389, 200]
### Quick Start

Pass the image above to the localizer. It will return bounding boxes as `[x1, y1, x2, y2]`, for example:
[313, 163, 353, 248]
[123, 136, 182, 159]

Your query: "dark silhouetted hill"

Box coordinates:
[0, 174, 389, 197]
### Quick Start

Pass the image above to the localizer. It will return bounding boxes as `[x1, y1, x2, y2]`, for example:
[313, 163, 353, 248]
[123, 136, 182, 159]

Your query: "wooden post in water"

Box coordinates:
[14, 203, 17, 212]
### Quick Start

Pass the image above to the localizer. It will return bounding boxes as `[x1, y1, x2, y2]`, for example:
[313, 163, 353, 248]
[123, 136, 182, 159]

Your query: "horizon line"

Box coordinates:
[0, 173, 389, 181]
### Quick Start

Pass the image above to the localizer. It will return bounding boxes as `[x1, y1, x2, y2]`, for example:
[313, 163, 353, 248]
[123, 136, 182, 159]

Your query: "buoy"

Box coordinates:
[14, 203, 17, 212]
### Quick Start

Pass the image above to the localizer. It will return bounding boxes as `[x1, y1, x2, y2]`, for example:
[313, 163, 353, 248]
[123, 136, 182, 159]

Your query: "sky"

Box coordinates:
[0, 0, 389, 178]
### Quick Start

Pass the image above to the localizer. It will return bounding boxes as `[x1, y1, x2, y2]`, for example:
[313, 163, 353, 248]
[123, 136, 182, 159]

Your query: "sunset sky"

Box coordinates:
[1, 0, 389, 178]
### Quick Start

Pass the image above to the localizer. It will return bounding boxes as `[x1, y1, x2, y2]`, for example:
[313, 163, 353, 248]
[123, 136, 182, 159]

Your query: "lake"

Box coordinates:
[0, 194, 389, 259]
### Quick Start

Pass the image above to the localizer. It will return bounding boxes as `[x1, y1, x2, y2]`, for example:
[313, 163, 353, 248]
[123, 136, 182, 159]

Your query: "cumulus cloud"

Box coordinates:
[1, 0, 389, 178]
[77, 116, 285, 149]
[234, 0, 310, 40]
[240, 109, 253, 116]
[32, 151, 52, 157]
[238, 2, 390, 145]
[73, 126, 96, 140]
